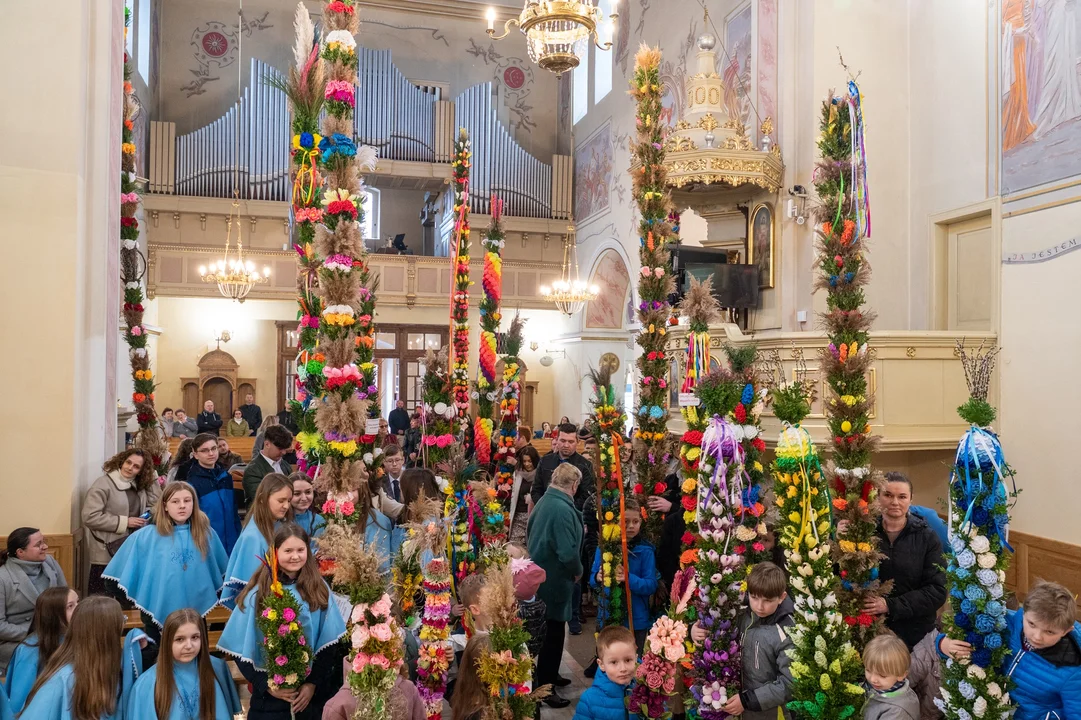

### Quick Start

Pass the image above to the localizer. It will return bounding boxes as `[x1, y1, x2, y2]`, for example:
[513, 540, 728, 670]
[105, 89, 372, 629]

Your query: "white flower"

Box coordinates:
[324, 29, 357, 49]
[362, 453, 373, 464]
[356, 145, 379, 172]
[986, 683, 1001, 699]
[997, 570, 1006, 583]
[322, 304, 355, 317]
[823, 592, 838, 608]
[973, 697, 987, 718]
[433, 402, 448, 415]
[125, 281, 140, 290]
[970, 535, 990, 553]
[967, 665, 986, 680]
[743, 425, 759, 439]
[122, 239, 137, 250]
[977, 553, 997, 569]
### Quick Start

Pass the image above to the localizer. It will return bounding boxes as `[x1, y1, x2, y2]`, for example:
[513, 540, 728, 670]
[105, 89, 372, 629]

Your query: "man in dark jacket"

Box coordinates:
[388, 400, 410, 438]
[238, 393, 262, 436]
[402, 414, 422, 467]
[196, 400, 223, 436]
[527, 463, 584, 709]
[242, 425, 293, 506]
[864, 472, 947, 649]
[530, 423, 595, 509]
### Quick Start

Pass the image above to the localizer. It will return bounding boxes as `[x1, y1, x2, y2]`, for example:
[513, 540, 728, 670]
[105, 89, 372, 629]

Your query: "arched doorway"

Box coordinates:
[203, 377, 233, 415]
[179, 350, 257, 417]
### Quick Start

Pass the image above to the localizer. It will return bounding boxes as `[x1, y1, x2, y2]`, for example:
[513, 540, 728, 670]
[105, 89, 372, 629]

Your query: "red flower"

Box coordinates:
[606, 481, 618, 490]
[633, 483, 644, 494]
[681, 430, 703, 446]
[857, 613, 874, 627]
[735, 544, 746, 555]
[680, 496, 696, 511]
[681, 532, 694, 546]
[733, 403, 747, 423]
[653, 482, 667, 495]
[844, 616, 857, 626]
[326, 0, 355, 13]
[121, 217, 138, 228]
[752, 437, 766, 452]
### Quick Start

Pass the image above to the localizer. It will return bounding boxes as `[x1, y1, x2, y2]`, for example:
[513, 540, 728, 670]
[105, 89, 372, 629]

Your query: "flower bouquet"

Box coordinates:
[494, 314, 525, 505]
[420, 347, 456, 467]
[417, 556, 453, 720]
[936, 342, 1015, 720]
[473, 196, 504, 468]
[629, 566, 696, 719]
[348, 592, 404, 720]
[690, 416, 745, 719]
[449, 129, 473, 435]
[471, 478, 509, 568]
[255, 552, 313, 704]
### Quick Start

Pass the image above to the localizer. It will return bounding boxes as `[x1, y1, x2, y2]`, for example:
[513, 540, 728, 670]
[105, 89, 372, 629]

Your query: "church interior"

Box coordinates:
[2, 0, 1080, 717]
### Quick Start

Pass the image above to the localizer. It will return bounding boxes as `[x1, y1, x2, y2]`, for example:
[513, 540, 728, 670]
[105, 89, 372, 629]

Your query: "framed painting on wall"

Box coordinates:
[747, 202, 775, 289]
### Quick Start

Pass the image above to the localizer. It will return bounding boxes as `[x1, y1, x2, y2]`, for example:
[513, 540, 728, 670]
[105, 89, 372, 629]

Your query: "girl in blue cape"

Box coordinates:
[217, 523, 346, 720]
[123, 608, 240, 720]
[220, 473, 295, 609]
[288, 473, 326, 545]
[0, 684, 11, 720]
[103, 481, 227, 646]
[19, 596, 124, 720]
[181, 434, 242, 555]
[4, 587, 78, 713]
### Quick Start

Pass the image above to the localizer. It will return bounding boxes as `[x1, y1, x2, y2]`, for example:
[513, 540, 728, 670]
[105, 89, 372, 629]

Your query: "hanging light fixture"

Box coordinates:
[198, 0, 269, 302]
[540, 228, 599, 316]
[485, 0, 619, 76]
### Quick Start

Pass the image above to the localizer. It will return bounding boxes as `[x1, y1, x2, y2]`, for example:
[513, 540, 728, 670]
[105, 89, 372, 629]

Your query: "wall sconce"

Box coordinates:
[529, 341, 539, 352]
[538, 349, 566, 367]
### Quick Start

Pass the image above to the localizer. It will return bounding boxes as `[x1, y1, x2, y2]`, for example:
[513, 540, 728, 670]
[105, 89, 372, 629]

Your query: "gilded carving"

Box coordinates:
[698, 113, 720, 132]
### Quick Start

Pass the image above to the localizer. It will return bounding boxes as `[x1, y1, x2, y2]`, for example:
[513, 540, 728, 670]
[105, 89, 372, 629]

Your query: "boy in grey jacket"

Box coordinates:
[863, 632, 920, 720]
[691, 561, 795, 720]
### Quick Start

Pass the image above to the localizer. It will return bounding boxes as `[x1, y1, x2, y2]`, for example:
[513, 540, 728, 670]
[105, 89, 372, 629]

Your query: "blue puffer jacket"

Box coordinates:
[184, 462, 242, 555]
[1004, 609, 1081, 720]
[573, 669, 637, 720]
[590, 537, 659, 632]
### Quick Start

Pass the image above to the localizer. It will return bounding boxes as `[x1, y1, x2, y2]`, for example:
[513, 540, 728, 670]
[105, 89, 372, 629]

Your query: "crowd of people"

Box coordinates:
[0, 410, 1078, 720]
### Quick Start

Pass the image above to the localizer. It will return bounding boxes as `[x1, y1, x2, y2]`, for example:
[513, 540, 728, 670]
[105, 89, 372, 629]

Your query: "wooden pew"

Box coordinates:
[530, 438, 585, 456]
[168, 435, 256, 461]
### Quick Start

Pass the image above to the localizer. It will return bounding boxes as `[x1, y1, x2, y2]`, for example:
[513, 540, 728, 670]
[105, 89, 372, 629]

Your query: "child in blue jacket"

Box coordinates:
[573, 626, 639, 720]
[942, 580, 1080, 720]
[590, 498, 659, 652]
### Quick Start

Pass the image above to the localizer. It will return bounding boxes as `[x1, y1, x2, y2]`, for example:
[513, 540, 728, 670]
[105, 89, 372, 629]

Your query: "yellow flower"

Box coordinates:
[839, 540, 856, 553]
[820, 674, 832, 691]
[804, 535, 818, 549]
[602, 552, 613, 562]
[789, 512, 801, 523]
[787, 486, 797, 498]
[266, 609, 278, 620]
[604, 511, 614, 521]
[840, 421, 852, 433]
[686, 447, 701, 462]
[857, 542, 872, 552]
[753, 461, 763, 472]
[681, 478, 696, 493]
[683, 511, 696, 524]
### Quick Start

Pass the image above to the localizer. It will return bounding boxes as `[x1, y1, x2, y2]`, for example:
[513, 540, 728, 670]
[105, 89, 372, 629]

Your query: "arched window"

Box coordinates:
[360, 187, 380, 241]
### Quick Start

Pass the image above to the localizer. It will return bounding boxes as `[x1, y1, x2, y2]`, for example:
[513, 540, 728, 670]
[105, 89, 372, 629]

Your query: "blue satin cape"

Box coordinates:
[123, 657, 240, 720]
[4, 633, 52, 713]
[103, 523, 227, 627]
[219, 520, 275, 610]
[216, 579, 346, 672]
[0, 683, 12, 720]
[292, 510, 326, 544]
[17, 664, 118, 720]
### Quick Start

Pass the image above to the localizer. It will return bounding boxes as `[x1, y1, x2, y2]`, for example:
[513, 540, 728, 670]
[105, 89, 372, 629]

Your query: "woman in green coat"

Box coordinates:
[224, 410, 250, 437]
[526, 463, 583, 709]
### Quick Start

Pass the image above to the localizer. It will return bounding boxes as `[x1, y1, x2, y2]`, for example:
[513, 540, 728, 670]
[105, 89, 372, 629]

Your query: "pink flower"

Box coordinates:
[351, 653, 369, 672]
[322, 499, 335, 514]
[350, 603, 369, 624]
[654, 267, 665, 278]
[262, 608, 272, 618]
[325, 80, 356, 105]
[278, 624, 290, 636]
[130, 326, 143, 336]
[370, 623, 392, 642]
[297, 635, 306, 646]
[369, 653, 391, 669]
[351, 625, 370, 648]
[275, 655, 288, 666]
[272, 674, 285, 686]
[371, 595, 393, 618]
[340, 501, 355, 515]
[282, 607, 296, 622]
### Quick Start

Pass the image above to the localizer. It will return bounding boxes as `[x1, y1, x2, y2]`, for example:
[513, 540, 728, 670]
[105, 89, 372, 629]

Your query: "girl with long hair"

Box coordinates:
[180, 434, 241, 555]
[3, 588, 78, 713]
[397, 468, 440, 524]
[220, 473, 294, 609]
[123, 608, 240, 720]
[288, 473, 325, 542]
[217, 524, 346, 720]
[509, 445, 540, 545]
[102, 482, 227, 645]
[449, 633, 492, 720]
[20, 596, 124, 720]
[0, 528, 67, 674]
[165, 439, 194, 484]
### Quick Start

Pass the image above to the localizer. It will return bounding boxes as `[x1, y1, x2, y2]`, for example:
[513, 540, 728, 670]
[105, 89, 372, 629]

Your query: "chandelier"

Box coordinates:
[540, 230, 599, 316]
[486, 0, 619, 76]
[198, 193, 269, 303]
[197, 0, 269, 303]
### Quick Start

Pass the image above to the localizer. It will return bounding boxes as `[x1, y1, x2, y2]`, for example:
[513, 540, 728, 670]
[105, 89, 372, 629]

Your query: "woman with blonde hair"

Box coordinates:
[123, 608, 241, 719]
[20, 596, 124, 719]
[220, 473, 294, 609]
[102, 481, 227, 645]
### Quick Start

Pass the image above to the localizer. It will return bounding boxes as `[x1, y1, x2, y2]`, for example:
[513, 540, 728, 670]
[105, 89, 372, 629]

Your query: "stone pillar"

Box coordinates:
[0, 0, 123, 534]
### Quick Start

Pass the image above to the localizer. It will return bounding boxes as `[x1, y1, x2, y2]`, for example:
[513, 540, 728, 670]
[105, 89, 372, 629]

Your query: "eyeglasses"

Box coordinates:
[196, 447, 218, 454]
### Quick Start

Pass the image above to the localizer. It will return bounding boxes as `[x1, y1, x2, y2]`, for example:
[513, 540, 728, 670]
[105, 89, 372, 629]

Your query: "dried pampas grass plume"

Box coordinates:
[635, 44, 662, 71]
[479, 564, 519, 631]
[680, 274, 722, 328]
[317, 523, 385, 603]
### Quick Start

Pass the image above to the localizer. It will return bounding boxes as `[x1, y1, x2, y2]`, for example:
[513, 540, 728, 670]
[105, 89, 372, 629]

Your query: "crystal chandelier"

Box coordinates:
[198, 193, 269, 303]
[197, 0, 269, 303]
[485, 0, 619, 76]
[541, 230, 599, 316]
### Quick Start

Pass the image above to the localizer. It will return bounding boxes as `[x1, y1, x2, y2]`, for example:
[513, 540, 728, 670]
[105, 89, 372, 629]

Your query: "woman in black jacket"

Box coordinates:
[863, 472, 947, 649]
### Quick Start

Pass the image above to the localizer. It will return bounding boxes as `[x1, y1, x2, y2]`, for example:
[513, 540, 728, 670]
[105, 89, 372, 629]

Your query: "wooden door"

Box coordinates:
[202, 378, 233, 416]
[947, 216, 994, 331]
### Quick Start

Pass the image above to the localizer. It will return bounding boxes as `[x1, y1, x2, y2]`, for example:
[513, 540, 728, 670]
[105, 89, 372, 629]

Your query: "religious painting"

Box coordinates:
[1000, 0, 1081, 193]
[586, 249, 630, 329]
[757, 0, 779, 142]
[574, 120, 613, 223]
[723, 2, 753, 129]
[747, 203, 775, 289]
[669, 355, 722, 407]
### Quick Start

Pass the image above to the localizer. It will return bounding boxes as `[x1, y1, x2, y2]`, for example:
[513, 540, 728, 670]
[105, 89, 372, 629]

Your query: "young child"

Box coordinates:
[4, 587, 79, 713]
[322, 657, 425, 720]
[20, 596, 125, 720]
[123, 608, 241, 719]
[589, 498, 659, 652]
[943, 579, 1080, 720]
[863, 633, 920, 720]
[220, 472, 295, 608]
[511, 556, 547, 659]
[573, 625, 639, 720]
[103, 481, 228, 644]
[450, 633, 493, 720]
[690, 561, 794, 719]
